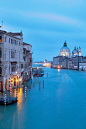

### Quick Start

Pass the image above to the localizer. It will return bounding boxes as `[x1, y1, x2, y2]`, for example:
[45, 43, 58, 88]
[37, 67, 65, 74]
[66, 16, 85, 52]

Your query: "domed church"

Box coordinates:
[59, 41, 71, 57]
[72, 47, 81, 57]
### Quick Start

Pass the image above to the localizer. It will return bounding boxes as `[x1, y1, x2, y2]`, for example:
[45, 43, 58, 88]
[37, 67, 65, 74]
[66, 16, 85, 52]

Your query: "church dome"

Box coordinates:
[60, 46, 70, 52]
[72, 47, 79, 57]
[59, 41, 70, 57]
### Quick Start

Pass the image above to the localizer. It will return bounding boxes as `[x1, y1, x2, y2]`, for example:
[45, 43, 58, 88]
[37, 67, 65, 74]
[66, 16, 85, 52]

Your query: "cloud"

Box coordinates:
[20, 11, 80, 26]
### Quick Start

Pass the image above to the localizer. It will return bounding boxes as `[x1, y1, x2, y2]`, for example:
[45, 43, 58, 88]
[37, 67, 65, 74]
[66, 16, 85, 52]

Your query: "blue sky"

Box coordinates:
[0, 0, 86, 61]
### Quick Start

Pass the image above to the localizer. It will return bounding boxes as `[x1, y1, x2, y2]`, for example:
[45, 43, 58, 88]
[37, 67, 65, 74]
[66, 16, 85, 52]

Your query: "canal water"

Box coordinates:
[0, 68, 86, 129]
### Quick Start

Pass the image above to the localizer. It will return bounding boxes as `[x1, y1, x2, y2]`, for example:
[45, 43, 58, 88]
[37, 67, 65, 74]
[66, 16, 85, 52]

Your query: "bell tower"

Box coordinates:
[78, 47, 81, 56]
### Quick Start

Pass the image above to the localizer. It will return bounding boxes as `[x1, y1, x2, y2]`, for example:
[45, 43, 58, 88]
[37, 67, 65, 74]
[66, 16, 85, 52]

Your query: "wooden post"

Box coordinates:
[39, 82, 40, 90]
[35, 77, 36, 83]
[16, 87, 18, 97]
[25, 87, 27, 98]
[4, 90, 6, 105]
[43, 80, 44, 88]
[10, 84, 12, 95]
[38, 75, 39, 82]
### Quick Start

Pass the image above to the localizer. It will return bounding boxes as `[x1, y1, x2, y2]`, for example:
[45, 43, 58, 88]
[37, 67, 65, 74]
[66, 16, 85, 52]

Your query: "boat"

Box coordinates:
[33, 68, 44, 77]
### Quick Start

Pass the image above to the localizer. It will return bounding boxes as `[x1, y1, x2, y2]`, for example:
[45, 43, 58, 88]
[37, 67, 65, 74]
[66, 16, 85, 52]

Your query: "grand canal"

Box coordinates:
[0, 68, 86, 129]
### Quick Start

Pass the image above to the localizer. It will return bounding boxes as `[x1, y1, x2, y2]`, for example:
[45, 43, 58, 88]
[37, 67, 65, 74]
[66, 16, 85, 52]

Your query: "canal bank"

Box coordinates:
[0, 68, 86, 129]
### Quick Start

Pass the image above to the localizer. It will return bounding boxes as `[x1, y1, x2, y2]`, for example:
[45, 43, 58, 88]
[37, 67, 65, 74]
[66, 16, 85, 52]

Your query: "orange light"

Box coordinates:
[58, 66, 60, 69]
[9, 78, 10, 82]
[0, 39, 2, 42]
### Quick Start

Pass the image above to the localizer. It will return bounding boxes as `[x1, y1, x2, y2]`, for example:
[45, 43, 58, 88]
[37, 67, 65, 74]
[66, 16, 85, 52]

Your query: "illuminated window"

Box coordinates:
[0, 36, 2, 42]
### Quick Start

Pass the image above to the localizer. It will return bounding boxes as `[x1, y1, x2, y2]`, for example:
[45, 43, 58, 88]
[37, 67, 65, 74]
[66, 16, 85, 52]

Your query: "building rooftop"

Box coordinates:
[8, 32, 23, 36]
[23, 42, 32, 47]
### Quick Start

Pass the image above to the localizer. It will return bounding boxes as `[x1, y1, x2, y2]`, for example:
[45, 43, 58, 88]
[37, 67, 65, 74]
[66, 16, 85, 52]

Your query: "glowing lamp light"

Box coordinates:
[11, 79, 13, 80]
[9, 78, 10, 82]
[58, 66, 60, 69]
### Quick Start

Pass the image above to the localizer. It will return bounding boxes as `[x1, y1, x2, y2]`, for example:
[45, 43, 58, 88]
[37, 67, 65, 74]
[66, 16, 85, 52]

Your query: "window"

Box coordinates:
[0, 48, 2, 58]
[15, 50, 16, 58]
[9, 49, 10, 58]
[19, 51, 20, 60]
[9, 38, 10, 43]
[0, 36, 2, 42]
[19, 42, 20, 46]
[0, 67, 2, 74]
[5, 37, 7, 42]
[11, 49, 15, 58]
[12, 67, 16, 72]
[11, 39, 13, 44]
[21, 64, 23, 68]
[16, 41, 18, 45]
[15, 40, 16, 45]
[23, 57, 25, 61]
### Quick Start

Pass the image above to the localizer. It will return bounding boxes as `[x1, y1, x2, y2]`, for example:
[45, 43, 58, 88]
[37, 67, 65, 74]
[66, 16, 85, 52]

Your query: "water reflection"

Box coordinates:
[17, 88, 23, 110]
[58, 69, 60, 72]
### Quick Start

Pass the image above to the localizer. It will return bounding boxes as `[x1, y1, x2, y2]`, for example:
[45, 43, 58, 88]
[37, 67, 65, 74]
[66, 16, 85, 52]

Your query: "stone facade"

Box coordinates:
[23, 42, 32, 81]
[0, 30, 32, 91]
[79, 62, 86, 71]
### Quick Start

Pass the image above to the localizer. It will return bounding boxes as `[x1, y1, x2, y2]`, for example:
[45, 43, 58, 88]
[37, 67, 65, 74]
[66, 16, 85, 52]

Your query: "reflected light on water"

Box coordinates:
[58, 69, 60, 72]
[17, 88, 24, 110]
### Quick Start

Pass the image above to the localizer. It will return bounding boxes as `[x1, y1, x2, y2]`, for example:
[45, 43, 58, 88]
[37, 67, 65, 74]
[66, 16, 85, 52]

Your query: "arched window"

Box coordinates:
[0, 67, 2, 74]
[0, 48, 2, 58]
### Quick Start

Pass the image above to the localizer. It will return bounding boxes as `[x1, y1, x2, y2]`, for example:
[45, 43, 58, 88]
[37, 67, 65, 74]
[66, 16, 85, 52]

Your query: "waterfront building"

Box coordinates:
[52, 56, 64, 68]
[59, 41, 71, 57]
[23, 42, 32, 81]
[71, 56, 83, 70]
[68, 58, 73, 69]
[43, 61, 52, 67]
[79, 61, 86, 71]
[0, 30, 32, 91]
[52, 40, 82, 70]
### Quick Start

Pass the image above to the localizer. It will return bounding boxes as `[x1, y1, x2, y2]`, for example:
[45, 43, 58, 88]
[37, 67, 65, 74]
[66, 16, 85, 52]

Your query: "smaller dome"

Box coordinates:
[72, 48, 79, 57]
[72, 49, 78, 53]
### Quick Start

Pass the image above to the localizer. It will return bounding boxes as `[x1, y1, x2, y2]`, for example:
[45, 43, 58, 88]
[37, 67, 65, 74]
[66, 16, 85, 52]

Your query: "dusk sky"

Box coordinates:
[0, 0, 86, 61]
